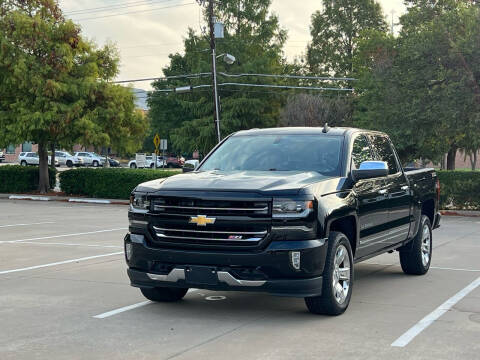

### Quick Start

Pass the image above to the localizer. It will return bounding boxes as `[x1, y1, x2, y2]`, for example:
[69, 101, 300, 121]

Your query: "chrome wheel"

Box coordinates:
[421, 224, 431, 266]
[332, 244, 351, 305]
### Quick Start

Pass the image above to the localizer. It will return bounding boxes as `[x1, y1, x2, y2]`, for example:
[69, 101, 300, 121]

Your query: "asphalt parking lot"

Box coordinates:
[0, 200, 479, 360]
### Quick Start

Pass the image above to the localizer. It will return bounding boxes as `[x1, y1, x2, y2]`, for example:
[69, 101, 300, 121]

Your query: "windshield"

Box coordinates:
[200, 134, 343, 176]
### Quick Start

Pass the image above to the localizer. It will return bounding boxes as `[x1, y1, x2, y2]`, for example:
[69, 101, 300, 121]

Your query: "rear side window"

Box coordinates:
[351, 135, 373, 170]
[368, 135, 399, 175]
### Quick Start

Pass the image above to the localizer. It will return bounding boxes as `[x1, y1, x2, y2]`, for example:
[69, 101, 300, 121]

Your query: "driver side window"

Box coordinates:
[351, 135, 373, 170]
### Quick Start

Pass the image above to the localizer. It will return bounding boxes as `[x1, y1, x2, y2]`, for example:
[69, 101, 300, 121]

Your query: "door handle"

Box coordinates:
[401, 185, 409, 191]
[378, 189, 388, 195]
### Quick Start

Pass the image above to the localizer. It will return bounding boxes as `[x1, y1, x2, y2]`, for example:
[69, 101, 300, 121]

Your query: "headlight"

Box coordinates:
[130, 193, 150, 213]
[272, 199, 313, 218]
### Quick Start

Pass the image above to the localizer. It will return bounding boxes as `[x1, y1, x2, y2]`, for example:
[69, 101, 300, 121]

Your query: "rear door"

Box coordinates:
[350, 134, 391, 258]
[368, 135, 411, 248]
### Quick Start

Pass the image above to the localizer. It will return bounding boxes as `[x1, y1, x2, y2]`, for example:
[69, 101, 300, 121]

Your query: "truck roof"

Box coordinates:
[233, 127, 385, 137]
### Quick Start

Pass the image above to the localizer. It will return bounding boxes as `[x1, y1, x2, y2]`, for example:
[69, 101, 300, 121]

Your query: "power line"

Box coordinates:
[112, 72, 212, 84]
[112, 72, 357, 84]
[73, 2, 195, 21]
[64, 0, 175, 16]
[218, 73, 356, 81]
[218, 83, 354, 92]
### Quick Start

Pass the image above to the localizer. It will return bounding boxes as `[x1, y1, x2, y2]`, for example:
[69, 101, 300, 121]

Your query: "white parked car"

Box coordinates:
[18, 152, 59, 166]
[55, 151, 83, 167]
[128, 155, 165, 169]
[74, 152, 105, 167]
[0, 150, 5, 163]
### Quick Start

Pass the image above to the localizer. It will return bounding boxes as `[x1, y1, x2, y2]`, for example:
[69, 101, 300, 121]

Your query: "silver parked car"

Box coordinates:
[74, 152, 105, 167]
[55, 151, 83, 167]
[18, 152, 59, 166]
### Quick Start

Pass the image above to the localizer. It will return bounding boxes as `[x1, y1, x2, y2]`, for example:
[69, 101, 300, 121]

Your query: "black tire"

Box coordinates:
[140, 287, 188, 302]
[92, 160, 99, 167]
[167, 163, 174, 168]
[21, 160, 27, 166]
[399, 215, 432, 275]
[305, 231, 354, 316]
[150, 163, 155, 168]
[66, 160, 73, 167]
[130, 163, 137, 169]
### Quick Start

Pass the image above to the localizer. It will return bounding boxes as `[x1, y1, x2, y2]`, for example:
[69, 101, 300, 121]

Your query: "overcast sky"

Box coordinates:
[60, 0, 406, 90]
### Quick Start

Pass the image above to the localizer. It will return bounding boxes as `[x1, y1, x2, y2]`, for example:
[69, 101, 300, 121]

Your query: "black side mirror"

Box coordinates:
[352, 161, 389, 181]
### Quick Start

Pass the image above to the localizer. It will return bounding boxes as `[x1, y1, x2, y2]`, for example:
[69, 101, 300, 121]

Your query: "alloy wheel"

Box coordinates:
[332, 244, 351, 305]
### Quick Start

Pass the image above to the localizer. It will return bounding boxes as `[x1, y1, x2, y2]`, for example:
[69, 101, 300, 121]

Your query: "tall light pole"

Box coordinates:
[208, 1, 221, 143]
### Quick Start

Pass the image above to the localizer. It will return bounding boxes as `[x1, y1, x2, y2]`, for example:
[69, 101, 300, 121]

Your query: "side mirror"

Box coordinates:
[352, 161, 388, 181]
[182, 162, 197, 173]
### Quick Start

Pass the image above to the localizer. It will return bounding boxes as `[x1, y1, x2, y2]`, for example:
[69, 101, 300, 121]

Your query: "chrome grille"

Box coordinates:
[151, 197, 270, 217]
[149, 196, 271, 249]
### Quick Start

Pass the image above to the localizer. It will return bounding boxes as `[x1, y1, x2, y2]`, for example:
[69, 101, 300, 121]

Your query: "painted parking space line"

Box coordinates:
[367, 263, 480, 273]
[93, 290, 198, 319]
[0, 221, 55, 228]
[0, 228, 127, 244]
[0, 252, 123, 275]
[391, 276, 480, 347]
[14, 241, 123, 249]
[93, 301, 152, 319]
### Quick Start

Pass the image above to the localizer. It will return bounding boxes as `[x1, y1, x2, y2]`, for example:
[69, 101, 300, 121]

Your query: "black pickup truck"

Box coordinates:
[125, 126, 441, 315]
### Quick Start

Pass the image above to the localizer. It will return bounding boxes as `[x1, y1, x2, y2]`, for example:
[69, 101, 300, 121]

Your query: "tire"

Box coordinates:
[140, 287, 188, 302]
[399, 215, 432, 275]
[21, 160, 27, 166]
[92, 160, 99, 167]
[130, 163, 137, 169]
[167, 163, 174, 168]
[66, 160, 73, 168]
[150, 163, 155, 168]
[305, 232, 354, 316]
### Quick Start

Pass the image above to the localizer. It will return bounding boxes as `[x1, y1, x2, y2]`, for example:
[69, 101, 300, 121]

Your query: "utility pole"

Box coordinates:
[208, 0, 221, 143]
[390, 10, 395, 35]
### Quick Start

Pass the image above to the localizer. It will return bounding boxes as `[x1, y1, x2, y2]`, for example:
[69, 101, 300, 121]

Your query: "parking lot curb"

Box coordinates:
[440, 210, 480, 217]
[1, 193, 129, 206]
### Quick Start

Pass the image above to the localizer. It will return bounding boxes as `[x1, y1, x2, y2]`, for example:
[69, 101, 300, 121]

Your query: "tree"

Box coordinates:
[353, 2, 480, 168]
[306, 0, 387, 77]
[280, 94, 353, 127]
[147, 0, 287, 156]
[0, 0, 147, 192]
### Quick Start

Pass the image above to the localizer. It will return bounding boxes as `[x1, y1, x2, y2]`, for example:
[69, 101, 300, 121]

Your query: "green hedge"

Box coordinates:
[437, 170, 480, 210]
[59, 168, 179, 199]
[0, 165, 57, 193]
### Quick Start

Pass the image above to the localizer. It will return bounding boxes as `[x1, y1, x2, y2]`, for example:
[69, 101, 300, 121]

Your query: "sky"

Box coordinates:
[60, 0, 407, 90]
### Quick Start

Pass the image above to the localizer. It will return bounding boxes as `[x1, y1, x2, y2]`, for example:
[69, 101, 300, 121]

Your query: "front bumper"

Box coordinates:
[125, 233, 327, 298]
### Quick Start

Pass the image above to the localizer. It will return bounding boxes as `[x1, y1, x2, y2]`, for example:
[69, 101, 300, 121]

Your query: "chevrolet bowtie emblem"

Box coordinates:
[189, 215, 216, 226]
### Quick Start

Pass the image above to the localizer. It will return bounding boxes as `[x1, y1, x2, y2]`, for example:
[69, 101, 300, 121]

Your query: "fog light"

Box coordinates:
[290, 251, 301, 270]
[125, 242, 133, 262]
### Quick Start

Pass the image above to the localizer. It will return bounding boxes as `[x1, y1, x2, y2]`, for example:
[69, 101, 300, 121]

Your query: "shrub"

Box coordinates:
[59, 168, 179, 199]
[0, 165, 56, 193]
[437, 170, 480, 210]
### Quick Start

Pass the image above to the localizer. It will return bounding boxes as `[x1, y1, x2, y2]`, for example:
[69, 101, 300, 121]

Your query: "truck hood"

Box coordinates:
[136, 170, 333, 195]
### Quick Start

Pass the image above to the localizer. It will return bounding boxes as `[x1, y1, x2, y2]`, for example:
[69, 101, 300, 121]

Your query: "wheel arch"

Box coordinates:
[325, 213, 358, 257]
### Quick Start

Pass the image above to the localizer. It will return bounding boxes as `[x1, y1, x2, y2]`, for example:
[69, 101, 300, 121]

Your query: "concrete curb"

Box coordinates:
[440, 210, 480, 217]
[1, 193, 129, 205]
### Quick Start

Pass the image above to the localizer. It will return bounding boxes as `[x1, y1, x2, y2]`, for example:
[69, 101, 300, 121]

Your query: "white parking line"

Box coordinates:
[93, 290, 198, 319]
[14, 241, 122, 249]
[391, 276, 480, 347]
[0, 252, 123, 275]
[1, 228, 127, 244]
[0, 221, 55, 228]
[93, 300, 152, 319]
